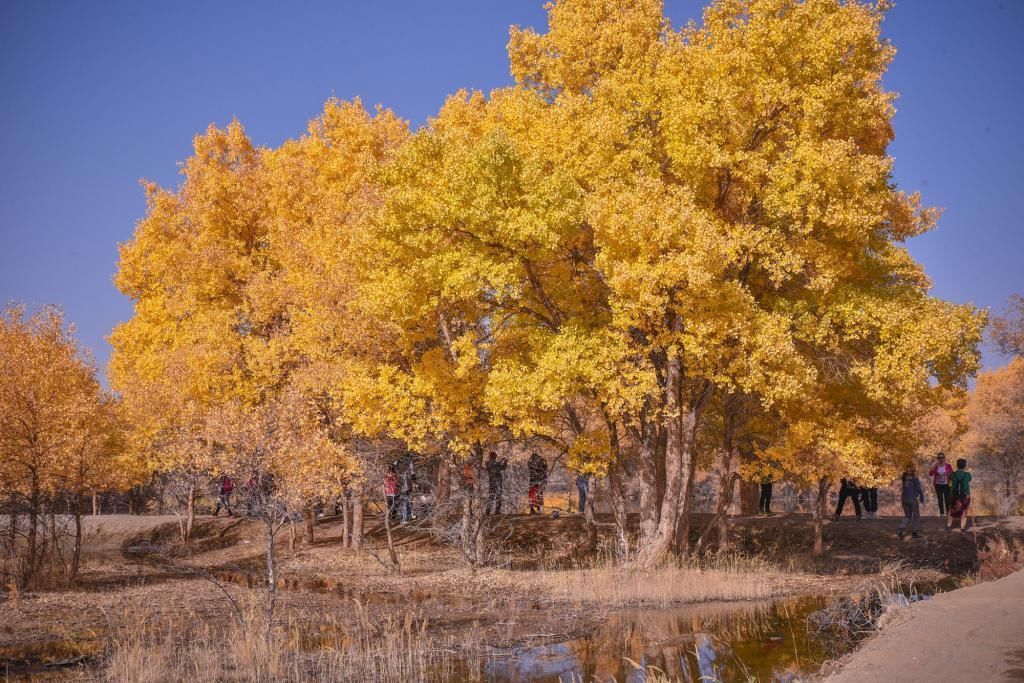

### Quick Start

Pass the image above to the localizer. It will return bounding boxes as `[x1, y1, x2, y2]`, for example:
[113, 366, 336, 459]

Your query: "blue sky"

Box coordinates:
[1, 1, 1021, 378]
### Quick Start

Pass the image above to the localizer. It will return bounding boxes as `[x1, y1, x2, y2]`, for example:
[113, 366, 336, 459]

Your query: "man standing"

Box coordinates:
[929, 452, 953, 517]
[485, 451, 508, 514]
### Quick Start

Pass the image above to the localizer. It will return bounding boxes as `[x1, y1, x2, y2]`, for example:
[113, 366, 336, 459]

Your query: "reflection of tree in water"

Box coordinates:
[562, 597, 827, 682]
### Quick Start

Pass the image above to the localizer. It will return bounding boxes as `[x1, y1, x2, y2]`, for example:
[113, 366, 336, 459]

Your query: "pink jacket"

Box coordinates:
[929, 462, 953, 485]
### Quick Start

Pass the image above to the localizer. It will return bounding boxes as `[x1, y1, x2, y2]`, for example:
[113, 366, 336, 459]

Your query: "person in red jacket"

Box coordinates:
[213, 474, 234, 517]
[384, 465, 398, 523]
[929, 452, 954, 517]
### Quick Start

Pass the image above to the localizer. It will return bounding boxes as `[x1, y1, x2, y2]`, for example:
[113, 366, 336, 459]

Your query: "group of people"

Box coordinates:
[211, 471, 277, 517]
[829, 453, 973, 538]
[896, 453, 973, 538]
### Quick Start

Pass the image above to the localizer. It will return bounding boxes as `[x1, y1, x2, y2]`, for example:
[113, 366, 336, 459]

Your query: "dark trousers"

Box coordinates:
[758, 483, 773, 513]
[835, 488, 862, 517]
[487, 481, 503, 514]
[859, 487, 878, 513]
[577, 481, 588, 513]
[214, 493, 232, 516]
[934, 484, 951, 516]
[386, 495, 397, 521]
[900, 498, 921, 534]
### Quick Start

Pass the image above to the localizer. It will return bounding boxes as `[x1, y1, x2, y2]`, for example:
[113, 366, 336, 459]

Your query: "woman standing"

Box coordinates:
[897, 465, 926, 539]
[947, 458, 973, 532]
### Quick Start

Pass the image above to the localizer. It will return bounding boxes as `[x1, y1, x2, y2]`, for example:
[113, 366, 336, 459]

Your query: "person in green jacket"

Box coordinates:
[947, 458, 973, 532]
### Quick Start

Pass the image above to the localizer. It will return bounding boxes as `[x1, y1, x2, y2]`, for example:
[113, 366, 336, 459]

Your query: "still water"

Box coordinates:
[474, 597, 832, 682]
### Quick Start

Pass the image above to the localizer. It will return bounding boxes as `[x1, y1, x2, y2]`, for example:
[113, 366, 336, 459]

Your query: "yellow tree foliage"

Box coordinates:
[0, 305, 123, 584]
[111, 0, 985, 566]
[991, 294, 1024, 358]
[965, 358, 1024, 514]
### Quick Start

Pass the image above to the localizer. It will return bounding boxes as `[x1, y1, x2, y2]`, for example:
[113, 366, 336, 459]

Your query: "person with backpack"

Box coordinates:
[485, 451, 508, 515]
[897, 464, 926, 539]
[929, 452, 954, 516]
[947, 458, 973, 532]
[213, 474, 234, 517]
[834, 477, 862, 520]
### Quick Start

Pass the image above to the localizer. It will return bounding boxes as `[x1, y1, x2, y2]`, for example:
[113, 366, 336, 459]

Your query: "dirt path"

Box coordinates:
[827, 568, 1024, 682]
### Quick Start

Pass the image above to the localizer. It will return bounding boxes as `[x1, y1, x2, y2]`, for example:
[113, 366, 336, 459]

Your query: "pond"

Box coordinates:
[470, 596, 832, 682]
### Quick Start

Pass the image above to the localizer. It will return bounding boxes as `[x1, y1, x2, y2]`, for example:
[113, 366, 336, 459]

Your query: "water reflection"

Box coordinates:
[483, 596, 830, 682]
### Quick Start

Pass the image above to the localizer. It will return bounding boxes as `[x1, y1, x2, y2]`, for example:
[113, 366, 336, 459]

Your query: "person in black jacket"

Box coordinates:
[834, 477, 862, 520]
[485, 451, 508, 514]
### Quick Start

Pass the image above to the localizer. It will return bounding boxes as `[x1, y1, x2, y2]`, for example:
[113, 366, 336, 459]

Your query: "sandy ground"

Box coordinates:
[827, 567, 1024, 682]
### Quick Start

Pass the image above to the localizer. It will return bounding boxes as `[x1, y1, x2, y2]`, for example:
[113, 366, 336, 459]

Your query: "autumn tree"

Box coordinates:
[965, 358, 1024, 515]
[0, 305, 121, 586]
[991, 294, 1024, 358]
[506, 0, 983, 564]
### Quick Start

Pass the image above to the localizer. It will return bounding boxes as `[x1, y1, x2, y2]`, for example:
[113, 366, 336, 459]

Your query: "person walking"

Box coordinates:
[947, 458, 973, 532]
[897, 465, 926, 539]
[485, 451, 508, 514]
[929, 452, 954, 517]
[575, 472, 591, 513]
[528, 453, 548, 514]
[834, 477, 862, 520]
[213, 474, 234, 517]
[758, 476, 774, 515]
[384, 465, 398, 523]
[858, 484, 879, 519]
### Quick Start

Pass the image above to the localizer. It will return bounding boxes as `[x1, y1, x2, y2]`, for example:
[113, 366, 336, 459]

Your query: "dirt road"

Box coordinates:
[827, 567, 1024, 682]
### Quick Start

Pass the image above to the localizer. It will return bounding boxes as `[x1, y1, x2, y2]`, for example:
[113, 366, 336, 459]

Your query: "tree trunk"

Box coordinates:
[436, 455, 451, 520]
[184, 486, 196, 543]
[583, 475, 597, 551]
[351, 488, 363, 551]
[640, 354, 685, 568]
[676, 430, 699, 556]
[303, 505, 315, 545]
[635, 407, 660, 549]
[264, 520, 277, 626]
[461, 445, 487, 571]
[70, 503, 82, 581]
[24, 474, 40, 588]
[608, 455, 631, 563]
[716, 468, 738, 554]
[92, 492, 99, 516]
[341, 494, 351, 549]
[813, 476, 830, 556]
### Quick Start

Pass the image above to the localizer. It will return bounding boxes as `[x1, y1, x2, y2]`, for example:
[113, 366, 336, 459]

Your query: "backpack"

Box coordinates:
[951, 471, 968, 498]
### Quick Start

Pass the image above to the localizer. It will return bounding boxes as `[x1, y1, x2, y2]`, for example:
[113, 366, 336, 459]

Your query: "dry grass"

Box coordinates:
[531, 553, 781, 607]
[102, 595, 485, 682]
